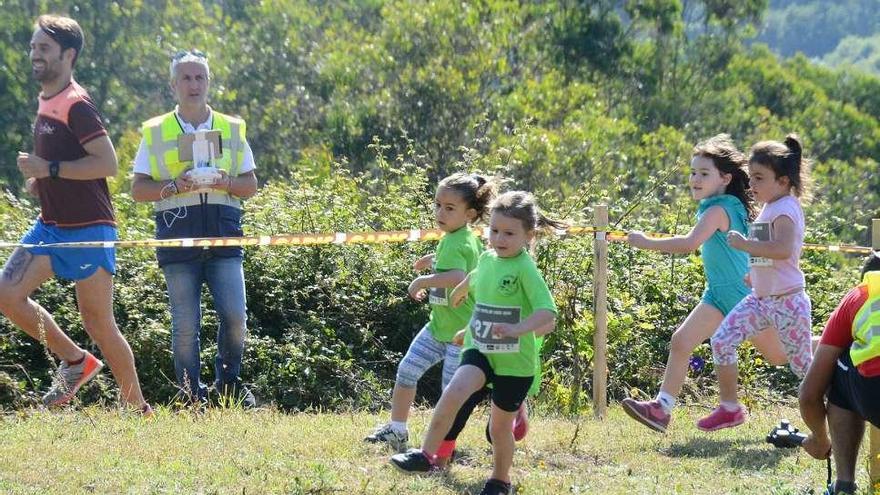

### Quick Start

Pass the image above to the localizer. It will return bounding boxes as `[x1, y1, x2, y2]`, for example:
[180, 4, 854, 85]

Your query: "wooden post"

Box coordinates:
[871, 219, 880, 486]
[592, 205, 609, 419]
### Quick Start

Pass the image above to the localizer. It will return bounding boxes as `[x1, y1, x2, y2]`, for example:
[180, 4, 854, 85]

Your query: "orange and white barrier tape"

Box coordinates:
[0, 226, 872, 254]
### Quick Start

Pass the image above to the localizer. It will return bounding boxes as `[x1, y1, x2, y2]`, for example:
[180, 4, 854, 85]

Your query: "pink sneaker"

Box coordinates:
[696, 405, 747, 432]
[513, 403, 529, 441]
[621, 398, 670, 433]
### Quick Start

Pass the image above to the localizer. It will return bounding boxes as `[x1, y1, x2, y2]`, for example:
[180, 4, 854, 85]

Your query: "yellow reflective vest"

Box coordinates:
[850, 271, 880, 367]
[141, 110, 245, 211]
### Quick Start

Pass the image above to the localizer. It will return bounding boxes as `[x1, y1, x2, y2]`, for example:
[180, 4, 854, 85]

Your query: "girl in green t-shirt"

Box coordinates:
[365, 173, 496, 452]
[391, 191, 563, 495]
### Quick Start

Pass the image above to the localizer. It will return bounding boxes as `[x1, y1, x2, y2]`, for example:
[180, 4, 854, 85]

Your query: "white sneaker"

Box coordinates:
[364, 423, 408, 452]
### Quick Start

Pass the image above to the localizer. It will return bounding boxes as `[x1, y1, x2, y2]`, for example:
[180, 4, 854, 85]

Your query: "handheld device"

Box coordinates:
[187, 131, 221, 190]
[766, 419, 833, 493]
[188, 166, 221, 187]
[766, 419, 807, 448]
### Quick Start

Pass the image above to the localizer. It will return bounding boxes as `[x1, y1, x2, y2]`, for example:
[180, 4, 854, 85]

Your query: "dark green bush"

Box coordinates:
[0, 148, 863, 413]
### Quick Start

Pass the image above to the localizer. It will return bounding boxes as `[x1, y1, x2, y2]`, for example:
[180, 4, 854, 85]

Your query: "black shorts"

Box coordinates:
[459, 348, 533, 412]
[827, 351, 880, 428]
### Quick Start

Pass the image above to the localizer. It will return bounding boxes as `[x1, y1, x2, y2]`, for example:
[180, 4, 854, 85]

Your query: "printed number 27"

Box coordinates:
[472, 319, 493, 338]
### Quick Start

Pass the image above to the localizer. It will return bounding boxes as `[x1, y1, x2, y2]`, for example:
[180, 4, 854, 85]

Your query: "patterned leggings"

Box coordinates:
[711, 290, 813, 378]
[395, 325, 461, 388]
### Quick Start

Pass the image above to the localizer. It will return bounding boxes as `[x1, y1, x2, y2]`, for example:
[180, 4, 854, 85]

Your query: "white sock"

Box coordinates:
[390, 420, 407, 434]
[655, 391, 676, 414]
[720, 401, 740, 412]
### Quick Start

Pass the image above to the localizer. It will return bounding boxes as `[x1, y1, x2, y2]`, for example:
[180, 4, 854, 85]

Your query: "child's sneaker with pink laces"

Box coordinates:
[696, 404, 747, 432]
[621, 398, 670, 433]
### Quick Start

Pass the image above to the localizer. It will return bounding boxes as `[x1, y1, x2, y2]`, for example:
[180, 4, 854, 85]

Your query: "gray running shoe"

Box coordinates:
[364, 423, 408, 452]
[42, 351, 104, 407]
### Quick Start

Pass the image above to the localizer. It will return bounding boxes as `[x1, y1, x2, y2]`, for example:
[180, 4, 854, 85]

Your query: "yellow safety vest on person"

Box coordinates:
[850, 271, 880, 366]
[141, 110, 245, 211]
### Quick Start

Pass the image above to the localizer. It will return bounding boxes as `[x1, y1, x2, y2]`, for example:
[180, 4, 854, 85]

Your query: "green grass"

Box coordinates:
[0, 403, 862, 494]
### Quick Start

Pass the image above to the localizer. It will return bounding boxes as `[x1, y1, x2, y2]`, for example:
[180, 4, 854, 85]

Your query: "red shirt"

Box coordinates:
[33, 80, 115, 227]
[820, 285, 880, 377]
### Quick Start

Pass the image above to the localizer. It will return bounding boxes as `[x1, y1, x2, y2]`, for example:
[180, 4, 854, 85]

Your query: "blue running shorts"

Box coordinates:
[20, 219, 117, 281]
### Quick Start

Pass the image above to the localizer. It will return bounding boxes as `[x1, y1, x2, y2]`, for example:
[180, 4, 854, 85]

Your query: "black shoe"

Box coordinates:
[827, 481, 857, 495]
[479, 478, 512, 495]
[215, 380, 257, 409]
[390, 449, 438, 473]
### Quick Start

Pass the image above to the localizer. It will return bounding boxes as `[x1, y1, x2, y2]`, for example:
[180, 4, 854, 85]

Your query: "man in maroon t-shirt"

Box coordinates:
[799, 252, 880, 495]
[0, 15, 149, 413]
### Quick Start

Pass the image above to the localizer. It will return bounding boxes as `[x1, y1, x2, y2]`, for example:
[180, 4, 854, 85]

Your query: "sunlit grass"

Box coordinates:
[0, 403, 859, 494]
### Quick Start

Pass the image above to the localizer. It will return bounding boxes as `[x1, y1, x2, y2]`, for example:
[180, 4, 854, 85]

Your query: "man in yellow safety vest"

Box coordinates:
[131, 49, 258, 407]
[799, 251, 880, 495]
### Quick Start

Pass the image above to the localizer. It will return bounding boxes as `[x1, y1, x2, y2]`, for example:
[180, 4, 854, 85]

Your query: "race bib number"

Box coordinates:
[428, 287, 448, 306]
[470, 303, 521, 353]
[748, 222, 772, 267]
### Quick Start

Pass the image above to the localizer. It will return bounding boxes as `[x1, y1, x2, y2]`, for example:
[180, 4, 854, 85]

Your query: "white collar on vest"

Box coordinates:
[174, 105, 213, 133]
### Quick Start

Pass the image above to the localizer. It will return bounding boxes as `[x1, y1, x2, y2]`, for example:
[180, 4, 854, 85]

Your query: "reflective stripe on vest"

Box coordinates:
[154, 192, 241, 211]
[850, 271, 880, 366]
[141, 110, 246, 211]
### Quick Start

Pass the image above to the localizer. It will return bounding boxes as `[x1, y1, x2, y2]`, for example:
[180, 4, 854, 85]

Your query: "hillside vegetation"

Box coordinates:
[0, 0, 877, 411]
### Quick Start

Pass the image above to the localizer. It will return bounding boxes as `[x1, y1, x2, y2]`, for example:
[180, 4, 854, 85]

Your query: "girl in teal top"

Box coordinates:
[621, 134, 788, 433]
[392, 191, 563, 495]
[365, 173, 496, 451]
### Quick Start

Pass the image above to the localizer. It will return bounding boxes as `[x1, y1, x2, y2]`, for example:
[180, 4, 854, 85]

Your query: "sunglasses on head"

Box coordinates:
[172, 49, 206, 60]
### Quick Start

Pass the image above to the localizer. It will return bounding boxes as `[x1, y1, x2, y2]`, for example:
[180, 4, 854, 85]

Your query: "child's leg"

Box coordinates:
[513, 399, 529, 440]
[391, 326, 447, 423]
[770, 291, 813, 378]
[441, 343, 462, 390]
[487, 375, 533, 484]
[710, 295, 770, 404]
[659, 302, 724, 401]
[749, 328, 789, 366]
[420, 364, 486, 456]
[489, 403, 518, 483]
[433, 342, 466, 464]
[435, 386, 491, 467]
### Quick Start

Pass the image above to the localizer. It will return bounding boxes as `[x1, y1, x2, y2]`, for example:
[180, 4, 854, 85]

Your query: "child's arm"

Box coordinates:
[492, 309, 556, 339]
[408, 269, 466, 300]
[413, 253, 435, 272]
[533, 317, 556, 337]
[627, 206, 728, 254]
[727, 215, 797, 260]
[449, 274, 471, 308]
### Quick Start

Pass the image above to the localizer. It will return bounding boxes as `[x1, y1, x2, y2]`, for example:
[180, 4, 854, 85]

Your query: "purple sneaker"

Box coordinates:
[621, 398, 671, 433]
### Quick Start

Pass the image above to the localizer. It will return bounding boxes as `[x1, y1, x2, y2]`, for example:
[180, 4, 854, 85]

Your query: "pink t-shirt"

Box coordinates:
[749, 195, 805, 297]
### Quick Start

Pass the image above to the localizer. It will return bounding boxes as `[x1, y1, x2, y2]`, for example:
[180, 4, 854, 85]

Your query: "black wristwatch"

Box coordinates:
[48, 160, 60, 179]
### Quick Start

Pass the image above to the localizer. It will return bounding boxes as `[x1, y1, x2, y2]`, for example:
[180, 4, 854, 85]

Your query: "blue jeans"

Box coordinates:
[162, 255, 248, 400]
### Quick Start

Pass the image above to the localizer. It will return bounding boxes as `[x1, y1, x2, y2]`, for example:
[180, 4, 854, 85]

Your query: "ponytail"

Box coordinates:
[438, 172, 501, 223]
[537, 212, 568, 233]
[783, 134, 802, 162]
[490, 191, 567, 235]
[749, 133, 813, 201]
